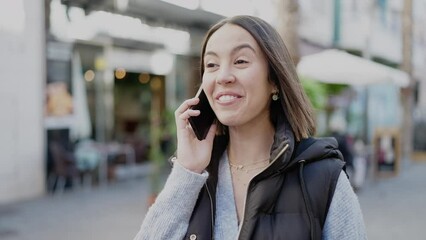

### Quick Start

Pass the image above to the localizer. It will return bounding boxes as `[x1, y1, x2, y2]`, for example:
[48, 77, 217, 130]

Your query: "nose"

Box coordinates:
[216, 66, 235, 85]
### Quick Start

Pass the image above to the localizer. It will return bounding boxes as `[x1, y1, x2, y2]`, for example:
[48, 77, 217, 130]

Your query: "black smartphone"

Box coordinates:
[188, 87, 216, 140]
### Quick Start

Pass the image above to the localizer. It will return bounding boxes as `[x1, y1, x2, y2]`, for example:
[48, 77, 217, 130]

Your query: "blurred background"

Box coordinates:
[0, 0, 425, 239]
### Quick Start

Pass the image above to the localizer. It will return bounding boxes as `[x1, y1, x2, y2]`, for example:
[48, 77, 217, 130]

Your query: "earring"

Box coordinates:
[272, 92, 279, 101]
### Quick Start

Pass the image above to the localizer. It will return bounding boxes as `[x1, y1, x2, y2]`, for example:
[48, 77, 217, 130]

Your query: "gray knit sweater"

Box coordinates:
[134, 153, 367, 240]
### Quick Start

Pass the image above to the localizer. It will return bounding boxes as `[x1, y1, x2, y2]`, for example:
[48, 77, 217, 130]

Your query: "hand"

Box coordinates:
[174, 97, 217, 173]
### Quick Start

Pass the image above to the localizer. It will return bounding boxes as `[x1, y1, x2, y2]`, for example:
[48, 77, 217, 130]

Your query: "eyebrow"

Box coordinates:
[204, 43, 257, 58]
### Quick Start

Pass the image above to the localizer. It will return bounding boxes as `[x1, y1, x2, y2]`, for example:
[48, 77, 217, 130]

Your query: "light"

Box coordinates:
[51, 4, 191, 54]
[150, 77, 162, 91]
[161, 0, 199, 10]
[84, 70, 95, 82]
[115, 68, 126, 79]
[139, 73, 150, 84]
[150, 51, 174, 75]
[95, 57, 106, 70]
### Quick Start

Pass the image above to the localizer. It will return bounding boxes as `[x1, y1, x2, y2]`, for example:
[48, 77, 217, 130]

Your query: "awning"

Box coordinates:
[297, 49, 410, 87]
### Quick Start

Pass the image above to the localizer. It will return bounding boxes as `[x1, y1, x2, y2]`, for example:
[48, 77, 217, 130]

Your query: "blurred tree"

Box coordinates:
[149, 83, 165, 197]
[300, 77, 327, 110]
[300, 77, 349, 111]
[276, 0, 300, 64]
[160, 108, 177, 156]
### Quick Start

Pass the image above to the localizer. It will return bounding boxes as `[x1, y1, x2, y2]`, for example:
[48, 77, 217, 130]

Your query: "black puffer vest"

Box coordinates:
[184, 120, 345, 240]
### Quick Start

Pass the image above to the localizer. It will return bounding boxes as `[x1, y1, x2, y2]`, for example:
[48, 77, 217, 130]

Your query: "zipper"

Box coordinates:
[205, 182, 215, 239]
[236, 143, 289, 239]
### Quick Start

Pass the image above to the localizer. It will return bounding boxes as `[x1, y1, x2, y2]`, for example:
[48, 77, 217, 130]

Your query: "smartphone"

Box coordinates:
[188, 87, 216, 140]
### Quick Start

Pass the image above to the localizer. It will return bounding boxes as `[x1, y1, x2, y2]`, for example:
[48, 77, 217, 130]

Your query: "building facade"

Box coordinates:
[0, 0, 46, 204]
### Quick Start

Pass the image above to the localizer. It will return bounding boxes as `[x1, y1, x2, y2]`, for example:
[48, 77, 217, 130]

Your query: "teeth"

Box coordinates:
[218, 95, 237, 102]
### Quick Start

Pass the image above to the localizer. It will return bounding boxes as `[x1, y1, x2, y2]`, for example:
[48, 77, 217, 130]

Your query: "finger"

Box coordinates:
[176, 109, 200, 130]
[178, 109, 200, 120]
[175, 98, 200, 116]
[179, 123, 195, 138]
[175, 98, 199, 130]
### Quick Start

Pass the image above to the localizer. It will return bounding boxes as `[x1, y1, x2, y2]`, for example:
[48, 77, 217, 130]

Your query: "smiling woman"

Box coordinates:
[201, 24, 272, 130]
[134, 15, 367, 240]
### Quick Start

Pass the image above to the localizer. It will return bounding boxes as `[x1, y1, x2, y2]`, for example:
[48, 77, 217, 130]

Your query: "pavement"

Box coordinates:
[357, 160, 426, 240]
[0, 161, 425, 240]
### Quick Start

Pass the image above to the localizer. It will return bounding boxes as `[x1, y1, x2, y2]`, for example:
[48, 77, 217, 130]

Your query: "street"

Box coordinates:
[357, 161, 426, 240]
[1, 161, 425, 240]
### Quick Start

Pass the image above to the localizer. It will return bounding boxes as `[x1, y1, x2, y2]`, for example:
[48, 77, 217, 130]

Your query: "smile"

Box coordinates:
[218, 95, 238, 103]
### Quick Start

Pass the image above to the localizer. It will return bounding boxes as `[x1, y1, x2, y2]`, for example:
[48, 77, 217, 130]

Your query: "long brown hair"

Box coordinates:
[200, 15, 315, 141]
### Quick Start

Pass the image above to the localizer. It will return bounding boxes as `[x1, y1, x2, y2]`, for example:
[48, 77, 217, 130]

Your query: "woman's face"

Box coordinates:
[202, 23, 275, 128]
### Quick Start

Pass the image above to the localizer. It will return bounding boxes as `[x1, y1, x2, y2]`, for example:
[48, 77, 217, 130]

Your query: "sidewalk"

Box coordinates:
[0, 161, 425, 240]
[356, 161, 426, 240]
[0, 178, 152, 240]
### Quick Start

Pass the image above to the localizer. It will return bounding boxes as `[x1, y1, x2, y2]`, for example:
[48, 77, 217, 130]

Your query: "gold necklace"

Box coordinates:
[229, 158, 270, 173]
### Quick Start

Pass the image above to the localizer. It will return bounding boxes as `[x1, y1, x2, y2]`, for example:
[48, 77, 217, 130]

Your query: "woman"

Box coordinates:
[134, 15, 366, 240]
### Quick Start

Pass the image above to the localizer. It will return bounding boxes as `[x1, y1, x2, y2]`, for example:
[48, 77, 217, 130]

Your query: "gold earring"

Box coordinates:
[272, 92, 279, 101]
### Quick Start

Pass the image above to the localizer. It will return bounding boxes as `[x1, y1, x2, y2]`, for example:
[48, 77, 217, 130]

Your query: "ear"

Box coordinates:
[271, 85, 279, 94]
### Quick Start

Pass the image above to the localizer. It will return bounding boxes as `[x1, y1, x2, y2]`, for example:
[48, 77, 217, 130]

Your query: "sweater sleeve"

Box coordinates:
[133, 161, 209, 240]
[322, 171, 368, 240]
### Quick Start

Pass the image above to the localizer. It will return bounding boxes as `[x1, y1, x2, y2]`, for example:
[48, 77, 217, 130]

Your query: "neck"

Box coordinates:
[227, 116, 275, 165]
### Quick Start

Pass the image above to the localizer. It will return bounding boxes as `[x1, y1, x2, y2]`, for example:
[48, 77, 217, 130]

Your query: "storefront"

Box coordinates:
[44, 1, 212, 191]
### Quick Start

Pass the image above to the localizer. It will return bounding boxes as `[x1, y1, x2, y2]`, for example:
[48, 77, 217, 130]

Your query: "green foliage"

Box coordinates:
[300, 77, 327, 110]
[324, 83, 349, 96]
[149, 118, 165, 194]
[162, 108, 177, 139]
[149, 107, 177, 194]
[300, 76, 350, 110]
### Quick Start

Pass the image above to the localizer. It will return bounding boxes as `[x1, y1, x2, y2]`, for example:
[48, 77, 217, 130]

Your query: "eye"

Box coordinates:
[205, 62, 219, 69]
[235, 59, 248, 65]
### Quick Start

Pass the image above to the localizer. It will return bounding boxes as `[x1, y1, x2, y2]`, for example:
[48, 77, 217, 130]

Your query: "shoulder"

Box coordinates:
[303, 157, 345, 185]
[323, 171, 367, 239]
[331, 171, 361, 213]
[297, 157, 346, 226]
